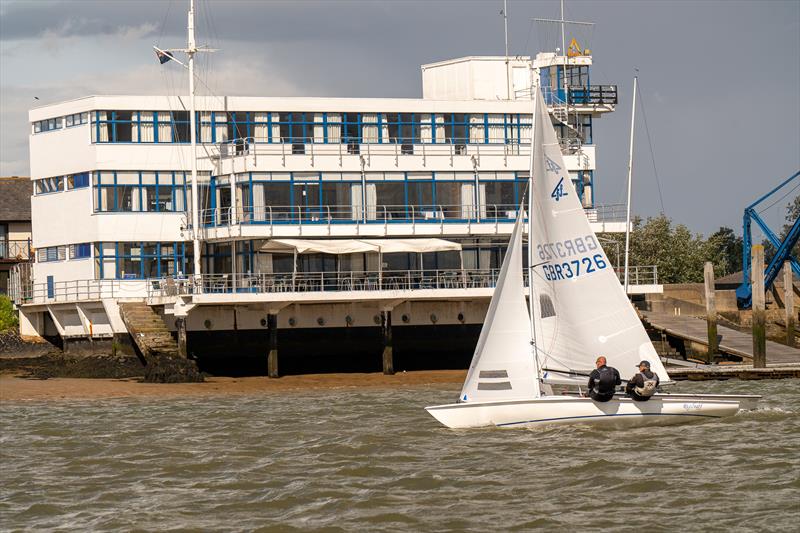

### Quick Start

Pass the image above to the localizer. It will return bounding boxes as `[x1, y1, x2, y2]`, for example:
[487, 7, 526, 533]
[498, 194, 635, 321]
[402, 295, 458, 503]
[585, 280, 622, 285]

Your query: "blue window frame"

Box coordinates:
[94, 241, 187, 279]
[67, 172, 90, 189]
[93, 170, 187, 212]
[35, 176, 64, 195]
[70, 243, 91, 260]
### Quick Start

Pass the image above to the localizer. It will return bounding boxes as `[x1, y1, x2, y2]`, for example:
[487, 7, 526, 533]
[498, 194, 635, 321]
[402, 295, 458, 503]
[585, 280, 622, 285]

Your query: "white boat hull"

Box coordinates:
[425, 394, 744, 429]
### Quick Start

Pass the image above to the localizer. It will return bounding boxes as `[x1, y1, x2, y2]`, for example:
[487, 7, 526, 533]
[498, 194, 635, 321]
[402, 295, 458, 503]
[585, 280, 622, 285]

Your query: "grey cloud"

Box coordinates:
[1, 0, 798, 236]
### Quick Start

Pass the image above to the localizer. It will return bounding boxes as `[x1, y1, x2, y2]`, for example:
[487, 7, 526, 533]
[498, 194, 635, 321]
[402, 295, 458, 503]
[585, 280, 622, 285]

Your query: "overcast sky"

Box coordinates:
[1, 0, 798, 236]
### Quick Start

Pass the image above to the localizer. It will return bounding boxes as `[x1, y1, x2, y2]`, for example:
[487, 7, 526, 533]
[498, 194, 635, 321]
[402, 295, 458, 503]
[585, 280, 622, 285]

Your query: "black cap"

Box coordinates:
[638, 360, 651, 369]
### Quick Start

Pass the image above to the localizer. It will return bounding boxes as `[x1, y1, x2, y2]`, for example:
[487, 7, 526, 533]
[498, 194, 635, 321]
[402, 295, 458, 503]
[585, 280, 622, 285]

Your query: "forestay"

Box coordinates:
[459, 212, 540, 403]
[527, 87, 670, 382]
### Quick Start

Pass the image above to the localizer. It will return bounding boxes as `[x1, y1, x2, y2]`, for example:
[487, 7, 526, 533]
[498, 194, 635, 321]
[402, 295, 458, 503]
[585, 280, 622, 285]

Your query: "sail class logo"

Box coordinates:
[544, 155, 561, 174]
[551, 177, 568, 202]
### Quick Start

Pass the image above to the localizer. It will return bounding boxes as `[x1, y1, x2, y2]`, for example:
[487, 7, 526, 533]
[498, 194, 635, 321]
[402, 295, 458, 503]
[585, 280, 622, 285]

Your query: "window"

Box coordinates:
[443, 113, 468, 147]
[67, 172, 90, 189]
[93, 170, 187, 212]
[33, 117, 63, 133]
[35, 176, 64, 194]
[65, 113, 88, 128]
[70, 243, 91, 260]
[38, 246, 66, 262]
[92, 241, 189, 279]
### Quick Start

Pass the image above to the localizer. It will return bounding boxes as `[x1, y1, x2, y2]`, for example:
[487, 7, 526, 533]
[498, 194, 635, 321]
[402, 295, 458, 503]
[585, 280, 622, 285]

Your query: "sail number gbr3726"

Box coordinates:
[536, 235, 608, 281]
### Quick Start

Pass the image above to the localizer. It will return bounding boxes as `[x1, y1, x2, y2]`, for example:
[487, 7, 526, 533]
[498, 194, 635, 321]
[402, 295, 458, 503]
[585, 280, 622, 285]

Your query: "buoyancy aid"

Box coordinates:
[633, 371, 658, 397]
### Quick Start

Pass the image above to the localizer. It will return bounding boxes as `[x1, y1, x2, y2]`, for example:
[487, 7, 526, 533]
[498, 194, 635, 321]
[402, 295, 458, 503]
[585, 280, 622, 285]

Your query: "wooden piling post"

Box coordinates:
[751, 245, 767, 368]
[267, 313, 279, 378]
[177, 317, 188, 358]
[381, 310, 395, 375]
[704, 261, 717, 363]
[784, 260, 794, 348]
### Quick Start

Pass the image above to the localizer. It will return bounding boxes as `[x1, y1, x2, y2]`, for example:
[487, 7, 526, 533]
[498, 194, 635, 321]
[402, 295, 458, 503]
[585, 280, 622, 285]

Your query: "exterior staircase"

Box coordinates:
[119, 301, 203, 382]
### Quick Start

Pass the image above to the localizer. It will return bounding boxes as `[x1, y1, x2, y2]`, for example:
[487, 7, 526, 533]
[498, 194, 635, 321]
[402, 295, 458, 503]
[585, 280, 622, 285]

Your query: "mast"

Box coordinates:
[188, 0, 201, 286]
[528, 77, 541, 388]
[503, 0, 510, 100]
[560, 0, 568, 122]
[623, 74, 638, 294]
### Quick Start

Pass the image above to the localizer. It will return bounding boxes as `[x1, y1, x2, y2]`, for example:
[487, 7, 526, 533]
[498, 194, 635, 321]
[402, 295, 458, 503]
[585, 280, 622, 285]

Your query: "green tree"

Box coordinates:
[705, 227, 743, 277]
[599, 215, 724, 284]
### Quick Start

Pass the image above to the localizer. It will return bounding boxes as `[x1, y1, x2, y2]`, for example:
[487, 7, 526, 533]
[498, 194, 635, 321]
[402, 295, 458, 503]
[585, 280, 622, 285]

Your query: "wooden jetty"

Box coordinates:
[642, 310, 800, 380]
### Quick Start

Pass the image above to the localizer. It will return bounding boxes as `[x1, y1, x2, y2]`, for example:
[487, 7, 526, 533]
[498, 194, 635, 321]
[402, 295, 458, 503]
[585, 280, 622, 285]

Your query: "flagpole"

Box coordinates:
[188, 0, 202, 290]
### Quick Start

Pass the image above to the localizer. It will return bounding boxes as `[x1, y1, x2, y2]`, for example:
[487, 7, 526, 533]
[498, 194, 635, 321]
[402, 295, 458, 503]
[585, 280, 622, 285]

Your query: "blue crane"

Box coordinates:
[736, 170, 800, 308]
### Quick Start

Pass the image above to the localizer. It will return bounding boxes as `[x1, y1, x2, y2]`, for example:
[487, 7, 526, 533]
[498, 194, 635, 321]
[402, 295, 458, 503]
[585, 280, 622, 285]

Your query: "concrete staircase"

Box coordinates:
[119, 301, 202, 382]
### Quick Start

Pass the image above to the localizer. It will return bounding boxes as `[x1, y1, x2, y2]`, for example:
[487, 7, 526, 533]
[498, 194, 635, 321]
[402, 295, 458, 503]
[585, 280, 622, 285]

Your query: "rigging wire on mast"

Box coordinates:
[635, 78, 666, 215]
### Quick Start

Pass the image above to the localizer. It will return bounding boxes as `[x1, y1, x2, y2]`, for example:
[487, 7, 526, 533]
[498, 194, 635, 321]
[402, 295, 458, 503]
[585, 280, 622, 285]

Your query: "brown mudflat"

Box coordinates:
[0, 370, 466, 401]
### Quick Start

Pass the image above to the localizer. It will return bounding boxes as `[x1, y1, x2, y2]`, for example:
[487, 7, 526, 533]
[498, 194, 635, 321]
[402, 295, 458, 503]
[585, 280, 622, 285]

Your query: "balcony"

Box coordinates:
[0, 239, 32, 262]
[214, 137, 531, 174]
[542, 85, 617, 107]
[569, 85, 618, 106]
[199, 203, 626, 234]
[14, 263, 660, 306]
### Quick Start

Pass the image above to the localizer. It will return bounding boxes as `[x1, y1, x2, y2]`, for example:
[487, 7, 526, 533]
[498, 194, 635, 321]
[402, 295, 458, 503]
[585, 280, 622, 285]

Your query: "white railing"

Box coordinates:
[16, 265, 659, 305]
[200, 203, 525, 228]
[615, 265, 658, 286]
[147, 269, 502, 298]
[585, 204, 627, 223]
[198, 203, 626, 228]
[15, 279, 149, 305]
[214, 136, 534, 170]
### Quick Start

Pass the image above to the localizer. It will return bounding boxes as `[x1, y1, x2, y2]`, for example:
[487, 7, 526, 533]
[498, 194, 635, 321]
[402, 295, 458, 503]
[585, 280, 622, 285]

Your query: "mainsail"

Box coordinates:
[459, 211, 540, 403]
[527, 86, 670, 382]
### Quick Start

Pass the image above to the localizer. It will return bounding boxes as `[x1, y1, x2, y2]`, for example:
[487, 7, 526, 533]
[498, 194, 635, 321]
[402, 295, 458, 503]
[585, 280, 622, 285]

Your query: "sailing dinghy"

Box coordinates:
[425, 84, 759, 429]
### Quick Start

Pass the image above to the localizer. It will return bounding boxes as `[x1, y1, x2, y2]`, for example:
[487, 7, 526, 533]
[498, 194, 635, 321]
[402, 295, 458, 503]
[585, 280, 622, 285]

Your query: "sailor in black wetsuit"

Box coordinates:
[625, 360, 660, 401]
[586, 356, 621, 402]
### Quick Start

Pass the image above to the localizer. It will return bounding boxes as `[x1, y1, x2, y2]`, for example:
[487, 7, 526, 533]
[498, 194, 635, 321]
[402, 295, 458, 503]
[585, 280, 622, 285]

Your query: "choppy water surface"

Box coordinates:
[1, 379, 798, 532]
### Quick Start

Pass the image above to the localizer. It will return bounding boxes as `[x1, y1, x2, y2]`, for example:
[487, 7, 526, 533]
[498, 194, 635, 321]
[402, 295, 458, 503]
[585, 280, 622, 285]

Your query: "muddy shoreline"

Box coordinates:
[0, 327, 465, 401]
[0, 370, 466, 401]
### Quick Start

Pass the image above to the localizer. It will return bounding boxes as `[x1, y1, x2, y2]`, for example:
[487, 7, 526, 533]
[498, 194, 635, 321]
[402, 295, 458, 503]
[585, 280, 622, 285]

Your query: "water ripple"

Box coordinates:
[0, 380, 798, 531]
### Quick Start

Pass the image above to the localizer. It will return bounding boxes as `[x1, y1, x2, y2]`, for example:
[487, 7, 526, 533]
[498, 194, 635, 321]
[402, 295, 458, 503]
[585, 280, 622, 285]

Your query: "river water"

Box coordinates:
[1, 379, 798, 532]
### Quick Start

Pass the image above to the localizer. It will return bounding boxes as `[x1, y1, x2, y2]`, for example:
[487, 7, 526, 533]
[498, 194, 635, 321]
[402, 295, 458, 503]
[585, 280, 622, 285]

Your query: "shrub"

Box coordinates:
[0, 295, 18, 332]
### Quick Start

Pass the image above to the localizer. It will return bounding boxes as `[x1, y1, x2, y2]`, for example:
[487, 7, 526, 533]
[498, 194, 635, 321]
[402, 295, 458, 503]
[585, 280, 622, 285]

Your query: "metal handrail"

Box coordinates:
[151, 268, 502, 297]
[0, 239, 32, 261]
[200, 203, 525, 227]
[615, 265, 659, 286]
[18, 263, 659, 304]
[198, 203, 626, 227]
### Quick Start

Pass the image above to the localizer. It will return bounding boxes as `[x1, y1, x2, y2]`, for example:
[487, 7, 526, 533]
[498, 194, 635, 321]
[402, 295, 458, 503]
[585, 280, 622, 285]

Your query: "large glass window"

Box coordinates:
[443, 113, 468, 151]
[93, 171, 187, 213]
[408, 174, 434, 215]
[95, 241, 187, 279]
[435, 181, 460, 217]
[375, 181, 405, 219]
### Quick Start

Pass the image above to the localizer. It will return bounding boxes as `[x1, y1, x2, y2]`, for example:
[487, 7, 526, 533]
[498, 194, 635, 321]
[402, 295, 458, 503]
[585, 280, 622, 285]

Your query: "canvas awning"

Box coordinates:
[359, 239, 461, 253]
[259, 238, 461, 255]
[259, 239, 378, 255]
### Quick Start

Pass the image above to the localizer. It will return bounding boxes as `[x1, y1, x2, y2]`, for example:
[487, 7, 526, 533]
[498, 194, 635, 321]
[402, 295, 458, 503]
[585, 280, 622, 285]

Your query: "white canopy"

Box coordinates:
[259, 239, 378, 255]
[260, 238, 461, 255]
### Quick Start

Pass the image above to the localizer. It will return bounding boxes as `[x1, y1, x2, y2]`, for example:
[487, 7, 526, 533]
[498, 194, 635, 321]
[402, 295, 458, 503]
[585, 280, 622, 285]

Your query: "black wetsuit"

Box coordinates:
[587, 365, 621, 402]
[625, 370, 660, 401]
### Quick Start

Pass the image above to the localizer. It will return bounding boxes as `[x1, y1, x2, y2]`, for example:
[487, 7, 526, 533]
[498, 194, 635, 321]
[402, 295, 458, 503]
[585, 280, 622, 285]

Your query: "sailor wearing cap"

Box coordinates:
[625, 360, 660, 401]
